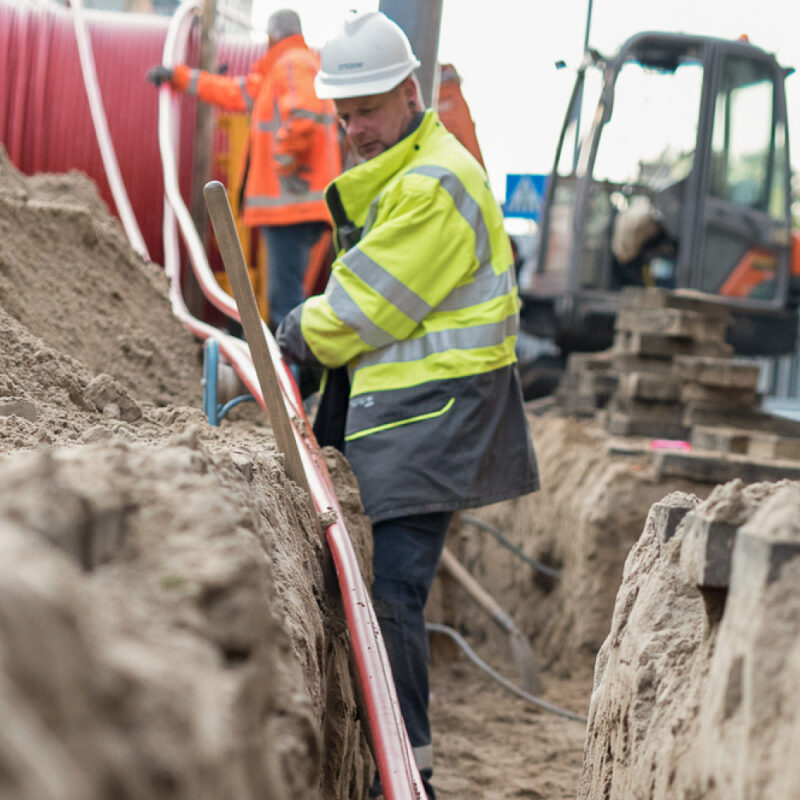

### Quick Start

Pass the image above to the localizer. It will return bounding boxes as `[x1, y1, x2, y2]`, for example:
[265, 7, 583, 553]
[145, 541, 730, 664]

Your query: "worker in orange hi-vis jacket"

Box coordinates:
[147, 9, 342, 329]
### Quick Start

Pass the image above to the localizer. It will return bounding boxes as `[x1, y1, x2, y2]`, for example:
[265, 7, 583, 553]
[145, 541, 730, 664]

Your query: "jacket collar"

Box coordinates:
[253, 33, 308, 76]
[328, 109, 441, 231]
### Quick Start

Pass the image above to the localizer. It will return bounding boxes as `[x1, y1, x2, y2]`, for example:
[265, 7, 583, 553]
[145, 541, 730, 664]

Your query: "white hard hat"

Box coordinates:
[314, 10, 421, 100]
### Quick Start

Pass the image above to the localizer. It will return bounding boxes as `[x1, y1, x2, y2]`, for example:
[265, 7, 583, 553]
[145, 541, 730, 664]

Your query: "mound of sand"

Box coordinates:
[579, 479, 800, 799]
[0, 147, 372, 799]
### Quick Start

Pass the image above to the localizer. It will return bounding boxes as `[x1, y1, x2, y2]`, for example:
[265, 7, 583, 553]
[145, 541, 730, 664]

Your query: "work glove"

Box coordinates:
[275, 306, 321, 368]
[146, 64, 174, 87]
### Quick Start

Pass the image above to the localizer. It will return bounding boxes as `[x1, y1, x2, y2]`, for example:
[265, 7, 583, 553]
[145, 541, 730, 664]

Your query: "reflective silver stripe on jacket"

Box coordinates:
[188, 69, 199, 94]
[237, 77, 254, 111]
[245, 192, 325, 207]
[326, 276, 396, 349]
[291, 108, 336, 124]
[257, 104, 334, 132]
[257, 98, 282, 133]
[408, 164, 518, 311]
[334, 163, 516, 363]
[436, 261, 516, 312]
[340, 247, 431, 323]
[408, 164, 492, 266]
[359, 312, 518, 368]
[362, 198, 379, 238]
[368, 165, 514, 313]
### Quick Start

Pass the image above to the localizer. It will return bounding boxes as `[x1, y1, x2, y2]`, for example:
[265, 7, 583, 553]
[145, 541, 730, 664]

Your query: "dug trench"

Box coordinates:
[2, 147, 799, 799]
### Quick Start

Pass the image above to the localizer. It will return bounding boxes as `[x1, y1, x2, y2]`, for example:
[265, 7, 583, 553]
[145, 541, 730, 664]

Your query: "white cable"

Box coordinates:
[158, 0, 303, 417]
[426, 623, 587, 724]
[158, 4, 261, 398]
[68, 0, 149, 260]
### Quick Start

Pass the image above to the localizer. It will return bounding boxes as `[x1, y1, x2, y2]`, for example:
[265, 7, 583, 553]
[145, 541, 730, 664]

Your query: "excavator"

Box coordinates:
[517, 31, 799, 395]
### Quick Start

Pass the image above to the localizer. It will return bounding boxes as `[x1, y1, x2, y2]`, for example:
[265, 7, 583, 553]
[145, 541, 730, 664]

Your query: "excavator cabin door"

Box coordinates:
[688, 41, 793, 311]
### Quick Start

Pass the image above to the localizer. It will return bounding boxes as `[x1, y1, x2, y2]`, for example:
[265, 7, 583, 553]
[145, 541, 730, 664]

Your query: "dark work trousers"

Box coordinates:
[261, 221, 327, 329]
[370, 511, 454, 800]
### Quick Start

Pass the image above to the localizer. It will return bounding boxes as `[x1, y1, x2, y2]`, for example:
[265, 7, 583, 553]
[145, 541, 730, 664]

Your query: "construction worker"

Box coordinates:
[275, 11, 539, 799]
[146, 9, 341, 328]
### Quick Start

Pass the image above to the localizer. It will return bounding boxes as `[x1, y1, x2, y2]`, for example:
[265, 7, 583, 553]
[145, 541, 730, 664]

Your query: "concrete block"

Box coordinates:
[654, 450, 800, 485]
[747, 433, 800, 462]
[614, 330, 733, 358]
[609, 396, 683, 423]
[606, 412, 688, 441]
[606, 439, 650, 457]
[612, 353, 673, 374]
[652, 499, 696, 543]
[683, 404, 800, 436]
[557, 371, 580, 392]
[619, 287, 732, 320]
[674, 356, 761, 389]
[566, 351, 615, 372]
[680, 512, 739, 588]
[680, 383, 758, 409]
[734, 529, 800, 587]
[556, 393, 599, 417]
[616, 308, 727, 342]
[577, 370, 619, 398]
[619, 372, 679, 403]
[690, 426, 750, 455]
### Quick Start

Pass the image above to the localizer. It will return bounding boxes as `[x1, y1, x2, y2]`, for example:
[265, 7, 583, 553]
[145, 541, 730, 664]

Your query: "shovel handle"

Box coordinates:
[203, 180, 313, 502]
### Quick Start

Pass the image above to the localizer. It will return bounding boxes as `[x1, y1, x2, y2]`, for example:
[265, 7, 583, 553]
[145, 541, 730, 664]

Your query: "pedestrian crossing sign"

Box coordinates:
[503, 174, 548, 221]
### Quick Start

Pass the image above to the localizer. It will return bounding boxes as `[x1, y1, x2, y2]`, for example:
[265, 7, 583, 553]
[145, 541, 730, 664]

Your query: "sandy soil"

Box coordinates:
[1, 143, 607, 799]
[431, 659, 590, 799]
[0, 148, 373, 800]
[7, 144, 787, 800]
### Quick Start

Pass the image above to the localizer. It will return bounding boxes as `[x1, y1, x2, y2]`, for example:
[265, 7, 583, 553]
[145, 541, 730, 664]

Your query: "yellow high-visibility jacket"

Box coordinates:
[279, 110, 539, 521]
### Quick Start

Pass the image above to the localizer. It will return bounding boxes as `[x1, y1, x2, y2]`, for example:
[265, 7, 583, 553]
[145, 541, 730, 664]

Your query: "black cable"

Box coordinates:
[460, 514, 561, 580]
[427, 623, 586, 724]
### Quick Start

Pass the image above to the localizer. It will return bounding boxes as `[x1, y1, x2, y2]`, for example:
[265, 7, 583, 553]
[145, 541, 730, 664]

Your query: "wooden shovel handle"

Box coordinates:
[203, 180, 312, 500]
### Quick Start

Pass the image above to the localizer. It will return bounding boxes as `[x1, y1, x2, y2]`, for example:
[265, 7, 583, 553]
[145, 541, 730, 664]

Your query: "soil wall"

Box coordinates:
[578, 480, 800, 799]
[430, 416, 714, 680]
[0, 148, 372, 800]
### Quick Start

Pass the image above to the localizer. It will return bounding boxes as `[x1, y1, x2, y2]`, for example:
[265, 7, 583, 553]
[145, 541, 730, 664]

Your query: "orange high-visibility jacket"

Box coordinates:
[172, 34, 341, 227]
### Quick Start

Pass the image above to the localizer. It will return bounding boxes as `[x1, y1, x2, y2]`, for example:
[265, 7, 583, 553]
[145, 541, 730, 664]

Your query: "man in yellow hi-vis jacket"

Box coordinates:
[276, 11, 539, 798]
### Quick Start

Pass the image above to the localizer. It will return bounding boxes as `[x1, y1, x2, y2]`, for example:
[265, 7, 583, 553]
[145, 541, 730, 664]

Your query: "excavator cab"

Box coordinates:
[521, 32, 796, 357]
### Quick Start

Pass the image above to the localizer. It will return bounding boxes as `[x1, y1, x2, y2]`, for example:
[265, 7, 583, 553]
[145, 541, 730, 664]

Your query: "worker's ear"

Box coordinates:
[403, 75, 423, 110]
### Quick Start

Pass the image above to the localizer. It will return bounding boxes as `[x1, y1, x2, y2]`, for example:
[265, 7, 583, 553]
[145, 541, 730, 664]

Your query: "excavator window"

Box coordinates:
[698, 52, 789, 302]
[579, 56, 703, 291]
[593, 59, 702, 190]
[709, 57, 786, 218]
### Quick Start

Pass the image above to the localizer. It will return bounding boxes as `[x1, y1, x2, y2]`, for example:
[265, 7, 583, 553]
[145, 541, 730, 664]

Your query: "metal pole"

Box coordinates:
[572, 0, 594, 170]
[379, 0, 443, 107]
[186, 0, 217, 317]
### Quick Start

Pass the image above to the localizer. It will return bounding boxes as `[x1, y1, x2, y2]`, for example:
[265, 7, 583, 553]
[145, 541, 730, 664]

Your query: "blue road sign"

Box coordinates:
[503, 174, 548, 221]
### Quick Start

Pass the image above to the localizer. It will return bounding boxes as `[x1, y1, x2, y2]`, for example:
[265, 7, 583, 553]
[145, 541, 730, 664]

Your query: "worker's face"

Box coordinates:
[334, 78, 417, 161]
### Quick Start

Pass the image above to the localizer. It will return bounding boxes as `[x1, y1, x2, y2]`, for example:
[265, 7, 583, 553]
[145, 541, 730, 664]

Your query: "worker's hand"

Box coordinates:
[276, 307, 322, 368]
[146, 65, 174, 87]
